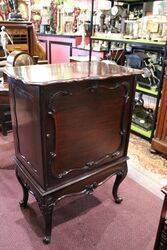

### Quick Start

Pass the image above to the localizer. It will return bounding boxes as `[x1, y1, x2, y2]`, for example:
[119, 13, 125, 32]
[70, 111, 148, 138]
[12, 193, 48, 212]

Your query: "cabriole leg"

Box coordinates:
[37, 197, 54, 244]
[112, 163, 128, 204]
[15, 169, 29, 208]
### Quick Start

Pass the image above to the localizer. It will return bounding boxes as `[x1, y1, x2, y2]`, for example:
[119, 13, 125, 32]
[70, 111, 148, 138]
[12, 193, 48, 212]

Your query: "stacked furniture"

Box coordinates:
[0, 21, 46, 136]
[37, 33, 107, 64]
[0, 21, 46, 59]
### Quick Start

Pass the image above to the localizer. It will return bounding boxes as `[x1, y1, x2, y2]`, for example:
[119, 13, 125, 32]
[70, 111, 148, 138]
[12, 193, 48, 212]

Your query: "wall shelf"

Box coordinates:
[136, 84, 158, 97]
[131, 123, 152, 139]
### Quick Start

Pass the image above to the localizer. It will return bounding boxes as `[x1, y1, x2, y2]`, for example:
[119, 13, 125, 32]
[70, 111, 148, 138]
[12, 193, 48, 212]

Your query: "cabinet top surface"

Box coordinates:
[5, 62, 141, 86]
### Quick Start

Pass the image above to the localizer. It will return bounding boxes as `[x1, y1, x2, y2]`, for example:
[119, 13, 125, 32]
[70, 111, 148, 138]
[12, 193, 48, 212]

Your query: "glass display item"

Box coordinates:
[111, 6, 119, 17]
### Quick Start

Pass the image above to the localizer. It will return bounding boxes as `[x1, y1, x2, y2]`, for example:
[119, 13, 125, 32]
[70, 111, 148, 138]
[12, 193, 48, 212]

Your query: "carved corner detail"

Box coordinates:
[48, 90, 72, 114]
[84, 182, 98, 194]
[55, 150, 121, 179]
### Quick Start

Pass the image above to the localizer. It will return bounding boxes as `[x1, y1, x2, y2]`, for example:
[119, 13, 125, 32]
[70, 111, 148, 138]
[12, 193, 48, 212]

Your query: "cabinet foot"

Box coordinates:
[112, 164, 127, 204]
[37, 197, 54, 244]
[114, 196, 123, 204]
[15, 169, 29, 208]
[150, 148, 158, 155]
[2, 128, 7, 136]
[19, 200, 29, 209]
[43, 236, 51, 244]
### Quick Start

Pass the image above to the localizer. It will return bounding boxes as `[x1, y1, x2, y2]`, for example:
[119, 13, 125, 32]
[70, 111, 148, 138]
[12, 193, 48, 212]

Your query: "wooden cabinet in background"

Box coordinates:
[37, 34, 107, 64]
[151, 72, 167, 156]
[0, 21, 46, 59]
[0, 21, 46, 136]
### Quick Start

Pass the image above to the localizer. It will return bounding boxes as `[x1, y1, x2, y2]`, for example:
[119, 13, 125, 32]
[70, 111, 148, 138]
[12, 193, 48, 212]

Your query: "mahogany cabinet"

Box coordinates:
[5, 62, 140, 243]
[151, 69, 167, 156]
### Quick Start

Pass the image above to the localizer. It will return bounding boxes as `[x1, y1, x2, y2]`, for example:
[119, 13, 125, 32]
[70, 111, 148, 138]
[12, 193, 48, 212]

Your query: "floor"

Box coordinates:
[128, 134, 167, 198]
[0, 131, 165, 249]
[129, 134, 167, 180]
[0, 168, 162, 250]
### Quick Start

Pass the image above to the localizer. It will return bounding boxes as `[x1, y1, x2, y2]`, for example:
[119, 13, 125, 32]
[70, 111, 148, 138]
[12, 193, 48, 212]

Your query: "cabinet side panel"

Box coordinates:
[9, 79, 44, 187]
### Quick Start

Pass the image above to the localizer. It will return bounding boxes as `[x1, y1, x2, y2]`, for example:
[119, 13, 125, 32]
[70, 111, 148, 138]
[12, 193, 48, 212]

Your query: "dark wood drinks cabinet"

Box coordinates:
[5, 62, 140, 243]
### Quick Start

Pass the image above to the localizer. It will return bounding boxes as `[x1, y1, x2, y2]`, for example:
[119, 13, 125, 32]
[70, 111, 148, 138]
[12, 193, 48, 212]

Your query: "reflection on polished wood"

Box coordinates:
[0, 22, 46, 134]
[6, 62, 140, 243]
[5, 61, 141, 85]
